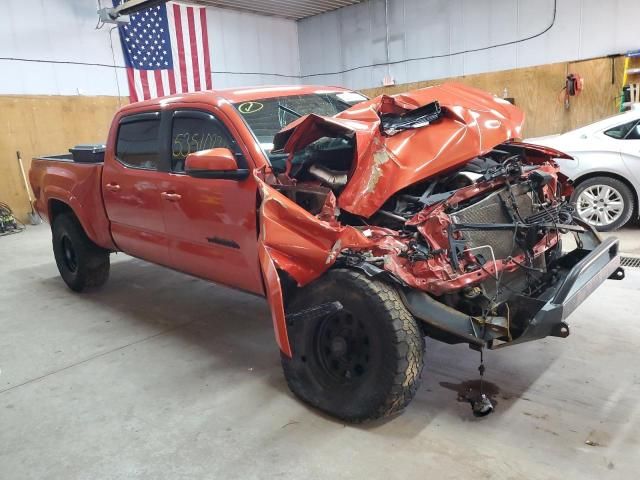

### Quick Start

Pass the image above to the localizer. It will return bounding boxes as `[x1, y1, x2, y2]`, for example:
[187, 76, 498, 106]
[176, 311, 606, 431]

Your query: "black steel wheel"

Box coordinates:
[52, 213, 110, 292]
[281, 269, 425, 423]
[61, 235, 78, 273]
[314, 308, 372, 385]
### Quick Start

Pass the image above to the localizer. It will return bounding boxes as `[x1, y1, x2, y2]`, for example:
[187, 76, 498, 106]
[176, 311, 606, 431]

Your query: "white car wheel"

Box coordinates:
[573, 177, 634, 231]
[577, 185, 624, 227]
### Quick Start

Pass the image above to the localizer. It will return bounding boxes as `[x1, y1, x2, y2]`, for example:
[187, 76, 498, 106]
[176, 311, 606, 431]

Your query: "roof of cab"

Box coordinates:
[118, 85, 351, 113]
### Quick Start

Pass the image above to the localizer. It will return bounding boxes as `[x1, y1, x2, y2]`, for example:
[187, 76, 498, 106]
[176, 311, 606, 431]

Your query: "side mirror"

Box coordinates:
[185, 148, 248, 180]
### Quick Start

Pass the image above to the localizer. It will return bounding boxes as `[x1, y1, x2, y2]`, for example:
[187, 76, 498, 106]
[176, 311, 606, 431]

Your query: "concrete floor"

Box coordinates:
[1, 225, 639, 480]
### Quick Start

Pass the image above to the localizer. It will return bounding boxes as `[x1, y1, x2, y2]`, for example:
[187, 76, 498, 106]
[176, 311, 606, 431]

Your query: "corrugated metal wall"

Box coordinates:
[0, 0, 300, 96]
[297, 0, 640, 89]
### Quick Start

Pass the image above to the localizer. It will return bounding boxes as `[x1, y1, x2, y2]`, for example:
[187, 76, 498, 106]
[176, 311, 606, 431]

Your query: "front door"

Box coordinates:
[159, 109, 264, 295]
[102, 112, 170, 266]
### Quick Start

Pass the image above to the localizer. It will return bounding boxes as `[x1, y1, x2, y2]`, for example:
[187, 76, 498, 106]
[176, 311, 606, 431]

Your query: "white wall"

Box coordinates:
[297, 0, 640, 89]
[0, 0, 300, 96]
[2, 0, 637, 96]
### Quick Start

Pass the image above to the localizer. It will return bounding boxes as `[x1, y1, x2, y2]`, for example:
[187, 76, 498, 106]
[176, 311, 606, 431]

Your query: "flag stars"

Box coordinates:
[120, 5, 175, 72]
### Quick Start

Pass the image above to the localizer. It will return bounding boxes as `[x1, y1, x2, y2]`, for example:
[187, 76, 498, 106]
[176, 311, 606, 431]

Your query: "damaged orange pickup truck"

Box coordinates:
[30, 83, 624, 422]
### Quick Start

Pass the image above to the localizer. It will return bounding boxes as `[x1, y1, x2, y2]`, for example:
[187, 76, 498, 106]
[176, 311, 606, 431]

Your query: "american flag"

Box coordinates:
[115, 1, 212, 102]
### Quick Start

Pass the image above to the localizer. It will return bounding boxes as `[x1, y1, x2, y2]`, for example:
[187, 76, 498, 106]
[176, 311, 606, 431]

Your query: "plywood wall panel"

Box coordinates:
[0, 95, 127, 223]
[0, 55, 626, 223]
[360, 56, 625, 139]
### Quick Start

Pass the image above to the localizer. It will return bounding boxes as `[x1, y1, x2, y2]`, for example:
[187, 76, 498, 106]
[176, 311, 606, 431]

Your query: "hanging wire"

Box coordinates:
[0, 0, 558, 81]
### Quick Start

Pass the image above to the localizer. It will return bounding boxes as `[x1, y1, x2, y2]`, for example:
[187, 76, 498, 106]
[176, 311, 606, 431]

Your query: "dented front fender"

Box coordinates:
[254, 172, 375, 356]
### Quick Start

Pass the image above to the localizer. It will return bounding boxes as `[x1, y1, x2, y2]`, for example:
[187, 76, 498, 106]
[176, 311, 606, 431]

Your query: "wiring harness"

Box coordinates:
[0, 201, 25, 236]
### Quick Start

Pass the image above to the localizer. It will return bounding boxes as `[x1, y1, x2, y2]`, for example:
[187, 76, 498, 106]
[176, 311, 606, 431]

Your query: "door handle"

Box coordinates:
[161, 191, 182, 202]
[105, 183, 120, 192]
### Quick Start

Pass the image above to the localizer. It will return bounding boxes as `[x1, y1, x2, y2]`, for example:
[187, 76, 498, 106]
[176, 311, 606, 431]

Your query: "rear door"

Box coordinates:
[102, 112, 170, 266]
[159, 108, 264, 295]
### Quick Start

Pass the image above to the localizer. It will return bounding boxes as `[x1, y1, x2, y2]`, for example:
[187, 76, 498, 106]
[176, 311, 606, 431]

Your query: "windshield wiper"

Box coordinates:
[380, 100, 442, 136]
[278, 103, 303, 118]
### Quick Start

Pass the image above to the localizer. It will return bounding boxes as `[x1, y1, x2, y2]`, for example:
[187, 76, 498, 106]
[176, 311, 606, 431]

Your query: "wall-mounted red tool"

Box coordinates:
[561, 73, 583, 109]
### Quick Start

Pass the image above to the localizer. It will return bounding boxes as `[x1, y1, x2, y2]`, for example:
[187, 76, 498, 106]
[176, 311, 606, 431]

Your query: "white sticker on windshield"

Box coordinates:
[336, 92, 367, 103]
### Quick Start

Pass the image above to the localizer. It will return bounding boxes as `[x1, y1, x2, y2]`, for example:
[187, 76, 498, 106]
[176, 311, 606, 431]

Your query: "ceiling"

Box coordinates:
[189, 0, 363, 20]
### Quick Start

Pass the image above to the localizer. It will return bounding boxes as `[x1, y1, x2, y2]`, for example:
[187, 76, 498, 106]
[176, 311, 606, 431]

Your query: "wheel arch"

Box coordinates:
[48, 198, 74, 225]
[47, 197, 116, 250]
[572, 171, 639, 219]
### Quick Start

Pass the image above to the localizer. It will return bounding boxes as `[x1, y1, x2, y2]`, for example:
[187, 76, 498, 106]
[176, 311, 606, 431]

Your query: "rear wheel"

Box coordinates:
[572, 176, 634, 231]
[52, 213, 110, 292]
[281, 269, 425, 423]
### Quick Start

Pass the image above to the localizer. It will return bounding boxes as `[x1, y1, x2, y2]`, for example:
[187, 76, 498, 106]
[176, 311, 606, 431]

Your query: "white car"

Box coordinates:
[528, 106, 640, 231]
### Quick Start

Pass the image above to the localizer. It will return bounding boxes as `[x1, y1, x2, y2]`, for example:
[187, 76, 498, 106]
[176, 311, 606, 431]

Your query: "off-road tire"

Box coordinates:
[52, 213, 110, 292]
[281, 269, 425, 423]
[572, 176, 634, 231]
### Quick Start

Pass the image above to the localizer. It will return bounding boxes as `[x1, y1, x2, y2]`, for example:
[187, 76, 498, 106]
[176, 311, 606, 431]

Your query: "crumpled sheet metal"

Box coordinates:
[258, 84, 567, 355]
[274, 82, 526, 218]
[255, 173, 375, 356]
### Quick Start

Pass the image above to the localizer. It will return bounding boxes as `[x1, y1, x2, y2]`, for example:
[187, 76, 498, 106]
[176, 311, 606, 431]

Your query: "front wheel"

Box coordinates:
[52, 213, 110, 292]
[572, 176, 634, 231]
[281, 269, 425, 423]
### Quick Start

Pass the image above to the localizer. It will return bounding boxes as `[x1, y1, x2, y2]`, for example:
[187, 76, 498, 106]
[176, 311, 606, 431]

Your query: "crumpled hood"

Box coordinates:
[273, 82, 525, 218]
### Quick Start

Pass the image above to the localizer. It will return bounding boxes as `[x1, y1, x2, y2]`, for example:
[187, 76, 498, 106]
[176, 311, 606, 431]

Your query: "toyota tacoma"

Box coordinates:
[29, 83, 623, 422]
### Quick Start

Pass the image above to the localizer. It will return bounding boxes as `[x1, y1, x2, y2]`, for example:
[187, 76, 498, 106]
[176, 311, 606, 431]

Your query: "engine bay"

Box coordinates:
[255, 83, 621, 350]
[265, 138, 582, 346]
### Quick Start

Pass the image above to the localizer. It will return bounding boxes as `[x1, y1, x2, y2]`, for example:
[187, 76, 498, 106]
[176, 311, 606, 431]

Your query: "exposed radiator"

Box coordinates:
[451, 186, 535, 259]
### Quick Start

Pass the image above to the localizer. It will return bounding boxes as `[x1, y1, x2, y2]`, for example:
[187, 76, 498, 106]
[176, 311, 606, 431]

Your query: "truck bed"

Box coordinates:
[36, 144, 106, 163]
[29, 156, 115, 250]
[35, 154, 75, 162]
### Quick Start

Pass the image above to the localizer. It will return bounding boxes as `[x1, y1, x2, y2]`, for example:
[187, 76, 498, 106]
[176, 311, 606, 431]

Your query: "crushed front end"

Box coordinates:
[256, 83, 624, 354]
[373, 146, 624, 349]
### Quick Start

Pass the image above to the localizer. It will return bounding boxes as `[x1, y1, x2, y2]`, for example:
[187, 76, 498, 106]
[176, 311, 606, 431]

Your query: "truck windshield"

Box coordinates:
[233, 91, 367, 148]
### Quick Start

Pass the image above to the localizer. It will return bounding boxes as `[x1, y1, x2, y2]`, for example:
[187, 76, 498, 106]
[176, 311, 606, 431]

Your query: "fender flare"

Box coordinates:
[46, 189, 116, 250]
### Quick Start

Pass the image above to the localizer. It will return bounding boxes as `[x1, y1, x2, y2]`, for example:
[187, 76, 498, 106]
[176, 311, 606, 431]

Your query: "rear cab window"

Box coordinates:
[116, 113, 161, 170]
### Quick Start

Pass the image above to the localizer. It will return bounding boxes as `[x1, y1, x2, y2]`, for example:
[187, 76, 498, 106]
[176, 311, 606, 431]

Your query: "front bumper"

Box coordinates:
[401, 229, 624, 348]
[493, 235, 623, 348]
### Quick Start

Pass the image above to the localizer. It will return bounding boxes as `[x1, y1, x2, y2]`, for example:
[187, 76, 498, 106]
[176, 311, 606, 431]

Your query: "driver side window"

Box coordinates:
[171, 111, 235, 173]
